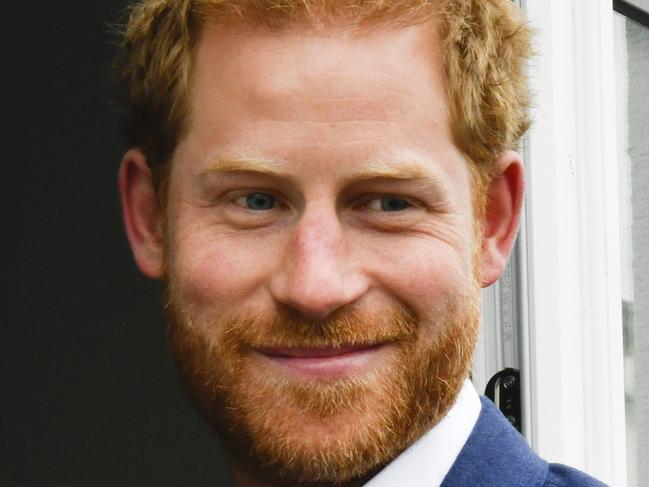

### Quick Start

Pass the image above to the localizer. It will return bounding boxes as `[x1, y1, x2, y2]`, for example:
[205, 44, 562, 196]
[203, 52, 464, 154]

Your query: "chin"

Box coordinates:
[164, 283, 480, 485]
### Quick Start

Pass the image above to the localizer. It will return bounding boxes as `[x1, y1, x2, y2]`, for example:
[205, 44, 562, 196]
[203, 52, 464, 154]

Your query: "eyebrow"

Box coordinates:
[200, 154, 292, 179]
[343, 159, 436, 182]
[198, 152, 447, 190]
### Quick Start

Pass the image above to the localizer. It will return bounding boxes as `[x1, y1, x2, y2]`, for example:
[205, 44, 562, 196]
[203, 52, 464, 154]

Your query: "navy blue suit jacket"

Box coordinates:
[441, 397, 608, 487]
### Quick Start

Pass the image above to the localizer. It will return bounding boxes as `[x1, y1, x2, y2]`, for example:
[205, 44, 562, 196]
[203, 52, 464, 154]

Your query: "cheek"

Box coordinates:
[362, 236, 473, 313]
[372, 240, 479, 352]
[168, 225, 282, 308]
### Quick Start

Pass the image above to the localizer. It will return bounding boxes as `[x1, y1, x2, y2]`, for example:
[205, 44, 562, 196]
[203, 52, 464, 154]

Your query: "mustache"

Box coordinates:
[213, 304, 420, 351]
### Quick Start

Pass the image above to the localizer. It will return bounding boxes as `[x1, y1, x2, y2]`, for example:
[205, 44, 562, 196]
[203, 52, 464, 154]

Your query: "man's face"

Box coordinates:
[162, 19, 481, 486]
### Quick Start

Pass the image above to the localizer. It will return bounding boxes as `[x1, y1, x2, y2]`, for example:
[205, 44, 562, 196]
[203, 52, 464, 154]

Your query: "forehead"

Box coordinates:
[189, 19, 448, 126]
[176, 17, 466, 189]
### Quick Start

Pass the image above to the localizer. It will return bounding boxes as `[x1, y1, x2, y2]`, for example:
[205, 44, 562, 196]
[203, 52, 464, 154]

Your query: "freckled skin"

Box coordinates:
[167, 21, 476, 325]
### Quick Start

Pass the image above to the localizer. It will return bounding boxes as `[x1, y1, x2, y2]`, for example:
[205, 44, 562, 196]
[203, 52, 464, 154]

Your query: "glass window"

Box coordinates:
[614, 11, 649, 487]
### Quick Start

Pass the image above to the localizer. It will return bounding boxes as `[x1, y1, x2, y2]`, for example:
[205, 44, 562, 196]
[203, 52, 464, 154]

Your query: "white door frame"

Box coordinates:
[521, 0, 628, 484]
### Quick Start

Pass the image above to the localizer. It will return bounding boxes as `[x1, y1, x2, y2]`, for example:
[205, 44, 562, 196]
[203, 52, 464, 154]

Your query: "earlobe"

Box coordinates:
[479, 151, 525, 287]
[118, 149, 165, 279]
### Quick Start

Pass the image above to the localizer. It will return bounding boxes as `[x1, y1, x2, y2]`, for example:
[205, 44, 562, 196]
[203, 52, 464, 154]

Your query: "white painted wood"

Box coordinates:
[571, 2, 628, 484]
[522, 0, 628, 485]
[524, 0, 585, 467]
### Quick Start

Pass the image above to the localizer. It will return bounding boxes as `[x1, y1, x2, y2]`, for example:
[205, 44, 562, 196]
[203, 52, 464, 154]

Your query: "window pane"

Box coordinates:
[614, 12, 649, 487]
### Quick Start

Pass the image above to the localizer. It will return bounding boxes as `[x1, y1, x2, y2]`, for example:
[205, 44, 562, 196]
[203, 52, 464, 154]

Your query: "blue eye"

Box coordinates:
[381, 197, 410, 212]
[366, 196, 411, 212]
[237, 193, 277, 211]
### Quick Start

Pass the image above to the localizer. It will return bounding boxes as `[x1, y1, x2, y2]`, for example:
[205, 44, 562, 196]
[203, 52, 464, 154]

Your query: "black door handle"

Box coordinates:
[485, 368, 522, 433]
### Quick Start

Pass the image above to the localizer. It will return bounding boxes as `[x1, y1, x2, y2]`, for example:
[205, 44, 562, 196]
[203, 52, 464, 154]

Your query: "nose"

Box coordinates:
[269, 206, 369, 320]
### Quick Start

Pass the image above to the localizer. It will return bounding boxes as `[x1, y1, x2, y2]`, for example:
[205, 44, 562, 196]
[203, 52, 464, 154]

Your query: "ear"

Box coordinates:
[479, 151, 525, 287]
[118, 149, 165, 279]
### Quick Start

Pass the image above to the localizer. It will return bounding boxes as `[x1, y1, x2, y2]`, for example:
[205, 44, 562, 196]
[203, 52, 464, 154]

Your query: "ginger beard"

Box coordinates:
[164, 270, 481, 486]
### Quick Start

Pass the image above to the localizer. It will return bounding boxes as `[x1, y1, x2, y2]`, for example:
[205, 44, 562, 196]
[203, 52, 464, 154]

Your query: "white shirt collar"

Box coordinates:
[364, 379, 481, 487]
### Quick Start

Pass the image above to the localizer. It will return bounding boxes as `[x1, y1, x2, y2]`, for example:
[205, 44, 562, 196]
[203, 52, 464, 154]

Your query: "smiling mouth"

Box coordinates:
[254, 344, 390, 379]
[257, 344, 382, 358]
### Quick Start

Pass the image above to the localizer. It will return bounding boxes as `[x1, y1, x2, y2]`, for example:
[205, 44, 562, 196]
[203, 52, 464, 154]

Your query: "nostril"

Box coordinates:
[283, 290, 347, 321]
[270, 268, 371, 321]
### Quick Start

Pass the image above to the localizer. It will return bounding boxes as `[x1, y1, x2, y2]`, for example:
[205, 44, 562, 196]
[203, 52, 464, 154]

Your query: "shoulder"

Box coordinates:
[442, 397, 609, 487]
[544, 463, 608, 487]
[442, 397, 548, 486]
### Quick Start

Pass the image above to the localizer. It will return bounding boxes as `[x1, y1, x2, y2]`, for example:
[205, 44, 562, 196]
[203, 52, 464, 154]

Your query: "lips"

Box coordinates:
[254, 344, 389, 379]
[257, 345, 380, 358]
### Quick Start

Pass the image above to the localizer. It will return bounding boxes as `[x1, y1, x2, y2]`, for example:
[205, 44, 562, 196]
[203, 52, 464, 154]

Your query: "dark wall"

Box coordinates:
[4, 3, 231, 486]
